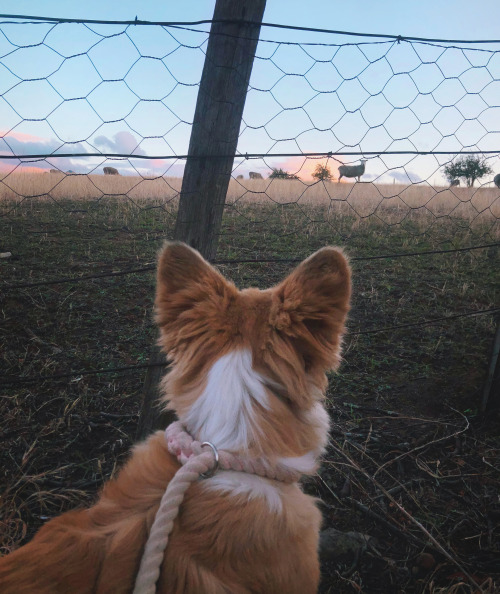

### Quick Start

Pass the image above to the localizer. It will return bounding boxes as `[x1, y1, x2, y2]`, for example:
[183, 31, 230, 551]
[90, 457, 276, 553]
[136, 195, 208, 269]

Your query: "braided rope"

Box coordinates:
[132, 421, 303, 594]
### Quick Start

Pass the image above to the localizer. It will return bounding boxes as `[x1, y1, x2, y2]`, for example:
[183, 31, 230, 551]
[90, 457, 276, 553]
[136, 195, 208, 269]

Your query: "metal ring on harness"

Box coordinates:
[200, 441, 219, 478]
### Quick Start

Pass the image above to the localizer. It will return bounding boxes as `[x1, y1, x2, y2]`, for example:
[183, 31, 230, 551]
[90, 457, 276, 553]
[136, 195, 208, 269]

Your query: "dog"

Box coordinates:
[0, 241, 351, 593]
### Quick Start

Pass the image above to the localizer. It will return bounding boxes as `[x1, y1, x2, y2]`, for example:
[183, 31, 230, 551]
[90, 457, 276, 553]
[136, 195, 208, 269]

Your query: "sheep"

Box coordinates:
[449, 179, 460, 187]
[103, 166, 119, 175]
[249, 171, 263, 180]
[338, 159, 367, 183]
[494, 173, 500, 188]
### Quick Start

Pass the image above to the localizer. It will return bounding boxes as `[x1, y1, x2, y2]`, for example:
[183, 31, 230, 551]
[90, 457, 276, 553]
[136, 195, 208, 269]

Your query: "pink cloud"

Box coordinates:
[0, 163, 46, 174]
[0, 129, 47, 144]
[0, 130, 50, 173]
[0, 129, 91, 174]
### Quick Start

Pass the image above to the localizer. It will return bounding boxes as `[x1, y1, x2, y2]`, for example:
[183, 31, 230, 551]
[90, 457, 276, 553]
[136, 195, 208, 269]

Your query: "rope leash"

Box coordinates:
[132, 421, 302, 594]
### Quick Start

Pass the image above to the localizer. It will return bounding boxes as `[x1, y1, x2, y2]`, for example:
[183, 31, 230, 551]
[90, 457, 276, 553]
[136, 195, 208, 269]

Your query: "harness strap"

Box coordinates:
[132, 448, 215, 594]
[132, 421, 302, 594]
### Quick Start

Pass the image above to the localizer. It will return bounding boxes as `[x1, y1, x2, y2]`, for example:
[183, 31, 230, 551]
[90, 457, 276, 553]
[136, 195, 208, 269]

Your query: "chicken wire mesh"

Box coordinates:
[1, 18, 499, 593]
[0, 18, 499, 258]
[0, 15, 498, 375]
[0, 16, 497, 369]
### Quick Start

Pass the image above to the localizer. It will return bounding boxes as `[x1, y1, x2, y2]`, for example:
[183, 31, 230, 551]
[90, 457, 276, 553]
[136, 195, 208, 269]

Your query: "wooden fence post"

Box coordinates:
[136, 0, 267, 439]
[480, 317, 500, 414]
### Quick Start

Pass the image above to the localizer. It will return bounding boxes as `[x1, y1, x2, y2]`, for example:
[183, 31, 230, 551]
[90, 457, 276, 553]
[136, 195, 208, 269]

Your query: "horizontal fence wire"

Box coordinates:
[1, 242, 498, 290]
[2, 152, 500, 160]
[1, 307, 498, 388]
[1, 14, 500, 44]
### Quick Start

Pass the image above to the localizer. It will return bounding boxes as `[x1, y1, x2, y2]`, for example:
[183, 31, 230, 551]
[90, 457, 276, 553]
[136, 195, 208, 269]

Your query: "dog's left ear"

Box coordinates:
[270, 247, 351, 369]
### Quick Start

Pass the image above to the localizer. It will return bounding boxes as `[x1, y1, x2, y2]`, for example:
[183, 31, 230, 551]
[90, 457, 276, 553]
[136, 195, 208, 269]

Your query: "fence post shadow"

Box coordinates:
[136, 345, 172, 440]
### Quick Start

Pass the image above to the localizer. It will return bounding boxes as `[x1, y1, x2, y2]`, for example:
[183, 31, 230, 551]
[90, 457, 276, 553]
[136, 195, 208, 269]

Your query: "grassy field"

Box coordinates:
[0, 174, 499, 593]
[2, 172, 500, 223]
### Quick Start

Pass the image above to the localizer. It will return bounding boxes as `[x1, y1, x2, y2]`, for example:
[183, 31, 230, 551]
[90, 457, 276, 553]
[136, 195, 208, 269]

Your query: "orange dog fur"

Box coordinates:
[0, 242, 351, 593]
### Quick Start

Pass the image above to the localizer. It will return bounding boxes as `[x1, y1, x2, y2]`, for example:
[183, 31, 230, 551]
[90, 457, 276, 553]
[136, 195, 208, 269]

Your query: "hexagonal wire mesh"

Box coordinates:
[0, 17, 499, 381]
[1, 17, 500, 593]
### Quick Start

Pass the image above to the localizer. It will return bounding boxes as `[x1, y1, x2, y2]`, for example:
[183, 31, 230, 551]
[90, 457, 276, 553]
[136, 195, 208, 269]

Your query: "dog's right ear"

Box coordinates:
[155, 242, 235, 352]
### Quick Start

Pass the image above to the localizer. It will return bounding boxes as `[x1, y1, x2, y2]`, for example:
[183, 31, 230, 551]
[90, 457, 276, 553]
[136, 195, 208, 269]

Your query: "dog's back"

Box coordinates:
[0, 434, 321, 593]
[0, 242, 351, 593]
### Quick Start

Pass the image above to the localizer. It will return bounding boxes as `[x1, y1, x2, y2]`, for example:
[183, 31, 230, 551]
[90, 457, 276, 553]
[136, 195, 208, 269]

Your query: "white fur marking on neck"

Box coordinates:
[182, 349, 268, 451]
[307, 401, 331, 453]
[203, 471, 284, 513]
[278, 403, 330, 474]
[278, 451, 317, 474]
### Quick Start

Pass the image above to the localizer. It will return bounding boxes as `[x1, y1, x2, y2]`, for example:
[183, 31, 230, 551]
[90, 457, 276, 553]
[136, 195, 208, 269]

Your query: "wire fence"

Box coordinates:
[1, 17, 499, 235]
[0, 16, 499, 389]
[1, 14, 499, 593]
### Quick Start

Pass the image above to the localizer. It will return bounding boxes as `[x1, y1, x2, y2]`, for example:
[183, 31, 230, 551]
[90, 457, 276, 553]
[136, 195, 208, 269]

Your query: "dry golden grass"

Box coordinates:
[227, 178, 500, 223]
[0, 172, 182, 202]
[1, 172, 499, 228]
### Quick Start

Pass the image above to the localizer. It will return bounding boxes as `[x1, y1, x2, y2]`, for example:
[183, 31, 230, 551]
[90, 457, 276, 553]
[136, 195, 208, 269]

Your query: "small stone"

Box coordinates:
[416, 552, 436, 570]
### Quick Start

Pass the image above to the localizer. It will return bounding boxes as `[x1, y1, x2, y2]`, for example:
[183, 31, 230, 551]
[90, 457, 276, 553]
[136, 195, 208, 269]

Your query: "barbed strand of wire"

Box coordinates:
[1, 307, 498, 388]
[0, 266, 156, 290]
[0, 14, 499, 45]
[0, 18, 491, 66]
[350, 307, 499, 335]
[2, 243, 498, 291]
[0, 362, 167, 387]
[2, 151, 500, 161]
[217, 243, 500, 264]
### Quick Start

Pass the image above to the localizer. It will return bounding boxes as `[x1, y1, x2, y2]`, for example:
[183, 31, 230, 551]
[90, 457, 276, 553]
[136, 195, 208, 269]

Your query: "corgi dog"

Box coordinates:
[0, 241, 351, 593]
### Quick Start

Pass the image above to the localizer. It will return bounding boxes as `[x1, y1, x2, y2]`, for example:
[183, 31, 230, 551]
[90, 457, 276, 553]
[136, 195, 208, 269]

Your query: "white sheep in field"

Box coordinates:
[449, 179, 460, 187]
[494, 174, 500, 188]
[338, 159, 367, 183]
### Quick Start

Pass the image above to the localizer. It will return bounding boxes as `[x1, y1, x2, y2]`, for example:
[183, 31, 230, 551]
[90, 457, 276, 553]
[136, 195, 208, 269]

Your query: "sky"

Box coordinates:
[0, 0, 499, 184]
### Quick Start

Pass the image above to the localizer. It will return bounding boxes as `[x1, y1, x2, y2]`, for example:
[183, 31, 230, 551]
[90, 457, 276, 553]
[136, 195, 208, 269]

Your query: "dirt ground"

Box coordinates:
[1, 197, 499, 592]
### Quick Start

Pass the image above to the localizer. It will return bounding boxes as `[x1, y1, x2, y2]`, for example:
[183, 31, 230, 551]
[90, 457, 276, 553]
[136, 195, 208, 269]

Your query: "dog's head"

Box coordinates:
[155, 242, 351, 462]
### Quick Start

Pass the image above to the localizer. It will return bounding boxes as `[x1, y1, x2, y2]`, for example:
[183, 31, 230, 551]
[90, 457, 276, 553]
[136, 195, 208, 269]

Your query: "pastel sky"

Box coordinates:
[0, 1, 499, 183]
